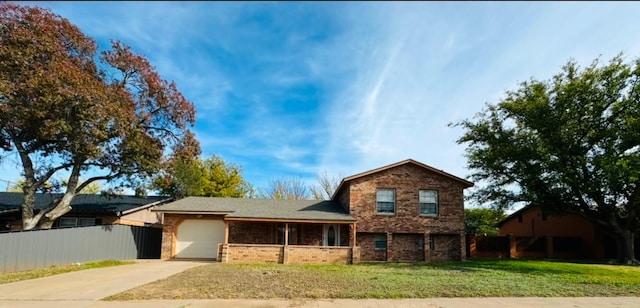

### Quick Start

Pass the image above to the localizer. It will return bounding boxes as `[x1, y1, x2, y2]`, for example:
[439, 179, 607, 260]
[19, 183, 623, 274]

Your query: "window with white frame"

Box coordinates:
[374, 234, 387, 250]
[419, 190, 438, 215]
[376, 189, 395, 214]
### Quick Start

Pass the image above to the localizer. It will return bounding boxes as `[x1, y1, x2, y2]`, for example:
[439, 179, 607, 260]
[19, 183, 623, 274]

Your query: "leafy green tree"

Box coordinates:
[453, 54, 640, 263]
[0, 4, 199, 229]
[152, 155, 252, 198]
[465, 208, 506, 236]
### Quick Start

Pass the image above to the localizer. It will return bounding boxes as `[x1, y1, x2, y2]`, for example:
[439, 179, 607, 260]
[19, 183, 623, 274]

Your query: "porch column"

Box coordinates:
[283, 223, 289, 264]
[284, 223, 289, 246]
[350, 223, 357, 246]
[224, 221, 229, 244]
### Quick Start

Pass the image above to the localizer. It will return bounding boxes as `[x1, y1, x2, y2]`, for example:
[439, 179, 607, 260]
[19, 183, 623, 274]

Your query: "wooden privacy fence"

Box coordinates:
[466, 234, 585, 259]
[0, 224, 161, 273]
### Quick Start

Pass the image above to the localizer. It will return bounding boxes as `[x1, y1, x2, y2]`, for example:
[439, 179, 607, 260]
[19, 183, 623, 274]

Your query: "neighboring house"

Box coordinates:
[155, 159, 473, 264]
[0, 192, 171, 231]
[496, 205, 615, 259]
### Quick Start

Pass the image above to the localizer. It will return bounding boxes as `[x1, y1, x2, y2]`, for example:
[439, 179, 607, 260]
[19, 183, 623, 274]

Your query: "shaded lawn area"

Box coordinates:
[105, 259, 640, 300]
[0, 260, 135, 284]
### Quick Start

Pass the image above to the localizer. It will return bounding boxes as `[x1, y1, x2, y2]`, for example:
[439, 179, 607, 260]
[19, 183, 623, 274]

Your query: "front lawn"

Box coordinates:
[105, 259, 640, 300]
[0, 260, 135, 285]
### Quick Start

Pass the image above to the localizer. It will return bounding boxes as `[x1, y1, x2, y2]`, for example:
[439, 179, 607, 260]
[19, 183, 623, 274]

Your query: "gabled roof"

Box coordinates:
[332, 159, 474, 199]
[154, 197, 356, 222]
[0, 192, 170, 216]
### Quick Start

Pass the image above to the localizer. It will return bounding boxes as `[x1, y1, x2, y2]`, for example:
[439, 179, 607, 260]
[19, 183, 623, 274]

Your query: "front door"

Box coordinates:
[323, 224, 340, 246]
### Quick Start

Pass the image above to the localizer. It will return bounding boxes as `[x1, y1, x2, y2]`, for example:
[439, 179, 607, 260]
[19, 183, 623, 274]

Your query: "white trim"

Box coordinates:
[323, 224, 340, 246]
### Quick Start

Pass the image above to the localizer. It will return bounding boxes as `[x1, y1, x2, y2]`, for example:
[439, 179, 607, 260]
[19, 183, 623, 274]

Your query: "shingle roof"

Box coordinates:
[0, 192, 170, 215]
[154, 197, 356, 222]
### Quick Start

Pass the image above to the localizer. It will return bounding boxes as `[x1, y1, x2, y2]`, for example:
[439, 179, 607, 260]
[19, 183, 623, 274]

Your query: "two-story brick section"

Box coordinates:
[155, 159, 473, 264]
[333, 159, 474, 261]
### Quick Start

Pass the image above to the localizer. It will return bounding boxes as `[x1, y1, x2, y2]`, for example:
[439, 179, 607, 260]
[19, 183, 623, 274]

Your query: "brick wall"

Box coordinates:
[431, 234, 461, 260]
[225, 244, 283, 263]
[229, 222, 272, 244]
[222, 244, 359, 264]
[303, 224, 323, 245]
[392, 233, 424, 261]
[357, 232, 386, 261]
[286, 246, 352, 264]
[335, 163, 467, 261]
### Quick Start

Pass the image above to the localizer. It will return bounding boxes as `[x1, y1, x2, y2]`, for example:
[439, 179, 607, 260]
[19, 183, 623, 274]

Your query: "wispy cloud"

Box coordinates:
[7, 2, 640, 194]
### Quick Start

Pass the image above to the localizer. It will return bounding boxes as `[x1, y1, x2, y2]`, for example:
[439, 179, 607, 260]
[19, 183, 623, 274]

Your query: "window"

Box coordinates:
[374, 234, 387, 250]
[78, 218, 96, 227]
[276, 223, 302, 245]
[376, 189, 395, 214]
[58, 217, 77, 228]
[429, 235, 435, 250]
[419, 190, 438, 215]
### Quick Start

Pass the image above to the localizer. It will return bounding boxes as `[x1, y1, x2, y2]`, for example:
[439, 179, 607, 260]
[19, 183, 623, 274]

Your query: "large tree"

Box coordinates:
[310, 170, 342, 200]
[0, 4, 199, 229]
[464, 208, 506, 236]
[152, 155, 253, 198]
[259, 177, 310, 200]
[453, 54, 640, 263]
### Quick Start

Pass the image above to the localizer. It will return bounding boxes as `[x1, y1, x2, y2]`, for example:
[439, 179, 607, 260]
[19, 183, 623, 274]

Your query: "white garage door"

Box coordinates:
[176, 219, 225, 259]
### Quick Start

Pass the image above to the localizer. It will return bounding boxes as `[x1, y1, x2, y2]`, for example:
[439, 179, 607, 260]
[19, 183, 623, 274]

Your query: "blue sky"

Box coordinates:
[2, 2, 640, 199]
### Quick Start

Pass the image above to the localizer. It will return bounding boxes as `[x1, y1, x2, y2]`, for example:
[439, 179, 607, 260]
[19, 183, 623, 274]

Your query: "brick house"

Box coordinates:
[155, 159, 473, 264]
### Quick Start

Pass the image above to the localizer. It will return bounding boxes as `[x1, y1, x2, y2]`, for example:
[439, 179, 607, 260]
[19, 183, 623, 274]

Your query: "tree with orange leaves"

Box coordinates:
[0, 4, 200, 229]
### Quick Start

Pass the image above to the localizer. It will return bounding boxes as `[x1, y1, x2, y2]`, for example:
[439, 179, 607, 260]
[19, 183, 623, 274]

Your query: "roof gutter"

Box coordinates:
[120, 197, 174, 216]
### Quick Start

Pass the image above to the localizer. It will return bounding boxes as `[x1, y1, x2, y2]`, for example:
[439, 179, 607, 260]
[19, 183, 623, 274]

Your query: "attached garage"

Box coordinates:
[175, 218, 225, 259]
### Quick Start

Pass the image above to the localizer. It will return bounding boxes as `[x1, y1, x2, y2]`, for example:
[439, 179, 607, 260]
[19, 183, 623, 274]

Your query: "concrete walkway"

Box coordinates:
[0, 260, 208, 301]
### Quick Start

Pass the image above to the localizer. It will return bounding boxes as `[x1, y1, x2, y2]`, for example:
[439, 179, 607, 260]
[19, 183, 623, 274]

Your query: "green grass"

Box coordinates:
[0, 260, 135, 285]
[105, 259, 640, 300]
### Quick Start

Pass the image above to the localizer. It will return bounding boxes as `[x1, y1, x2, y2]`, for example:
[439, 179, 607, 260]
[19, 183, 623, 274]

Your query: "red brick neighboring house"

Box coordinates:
[496, 205, 615, 259]
[155, 159, 473, 264]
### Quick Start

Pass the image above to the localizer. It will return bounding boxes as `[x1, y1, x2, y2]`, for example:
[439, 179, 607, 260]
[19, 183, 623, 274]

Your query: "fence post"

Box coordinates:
[546, 235, 554, 259]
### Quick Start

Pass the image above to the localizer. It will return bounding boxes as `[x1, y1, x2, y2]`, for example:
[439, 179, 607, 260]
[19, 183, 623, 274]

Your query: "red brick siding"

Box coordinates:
[392, 233, 424, 261]
[357, 232, 386, 261]
[225, 244, 283, 263]
[287, 246, 352, 264]
[336, 163, 466, 261]
[303, 224, 323, 245]
[229, 222, 272, 244]
[431, 234, 461, 260]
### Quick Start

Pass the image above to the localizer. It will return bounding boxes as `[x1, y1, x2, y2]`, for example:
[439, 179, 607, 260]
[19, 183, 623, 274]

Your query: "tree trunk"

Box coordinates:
[614, 229, 636, 264]
[38, 193, 75, 229]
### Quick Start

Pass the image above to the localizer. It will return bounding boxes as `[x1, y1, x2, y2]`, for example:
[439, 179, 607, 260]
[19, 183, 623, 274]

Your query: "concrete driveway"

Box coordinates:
[0, 260, 208, 301]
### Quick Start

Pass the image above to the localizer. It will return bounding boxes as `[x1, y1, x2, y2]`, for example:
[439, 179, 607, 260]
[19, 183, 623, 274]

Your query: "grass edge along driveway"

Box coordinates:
[106, 259, 640, 300]
[0, 260, 135, 285]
